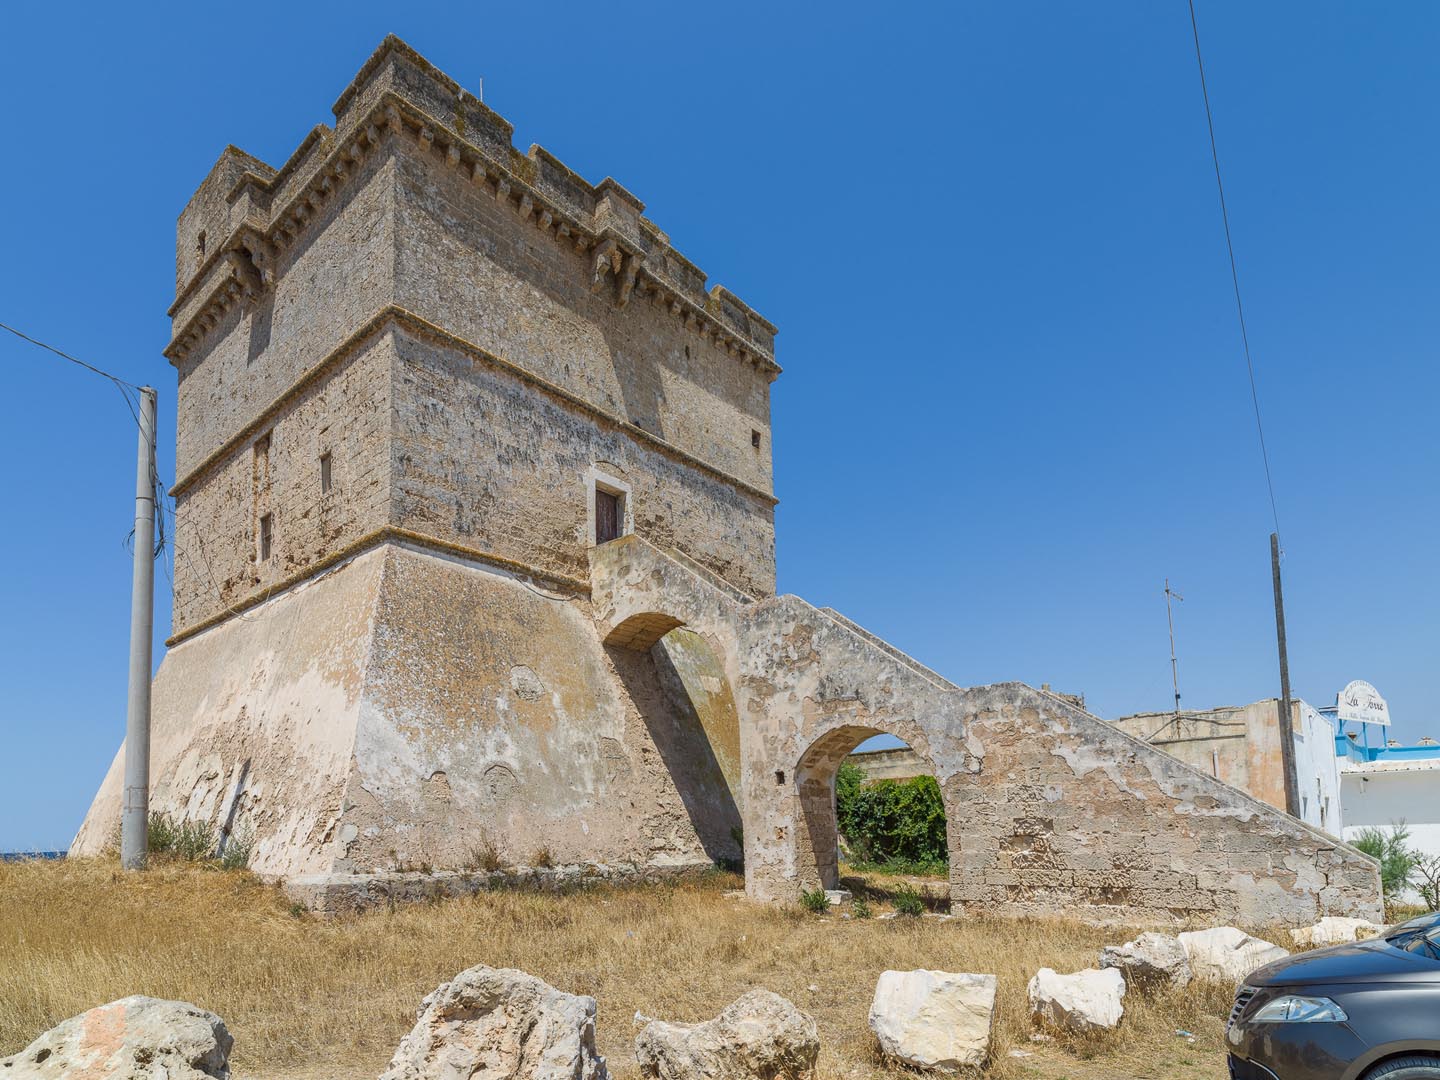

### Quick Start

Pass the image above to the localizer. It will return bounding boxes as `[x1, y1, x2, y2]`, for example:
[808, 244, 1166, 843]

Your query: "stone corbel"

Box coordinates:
[590, 237, 620, 294]
[226, 247, 265, 305]
[617, 251, 643, 308]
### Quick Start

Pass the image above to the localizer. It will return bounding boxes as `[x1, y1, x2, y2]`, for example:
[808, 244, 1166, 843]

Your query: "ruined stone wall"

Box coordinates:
[390, 330, 776, 599]
[944, 689, 1376, 925]
[590, 537, 1384, 926]
[171, 334, 394, 633]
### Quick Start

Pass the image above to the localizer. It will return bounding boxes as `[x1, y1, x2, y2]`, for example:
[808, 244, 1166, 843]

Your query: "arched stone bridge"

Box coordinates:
[591, 535, 1382, 925]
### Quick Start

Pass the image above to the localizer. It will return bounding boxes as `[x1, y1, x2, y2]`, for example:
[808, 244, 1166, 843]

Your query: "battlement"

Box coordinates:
[167, 35, 777, 376]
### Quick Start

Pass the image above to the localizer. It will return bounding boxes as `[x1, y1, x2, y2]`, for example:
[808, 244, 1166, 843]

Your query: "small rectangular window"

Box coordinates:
[595, 489, 622, 544]
[320, 453, 332, 494]
[751, 429, 762, 449]
[258, 513, 273, 562]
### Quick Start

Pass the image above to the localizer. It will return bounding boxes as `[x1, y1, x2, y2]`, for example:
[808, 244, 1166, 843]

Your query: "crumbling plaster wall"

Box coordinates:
[329, 544, 733, 873]
[590, 536, 1383, 925]
[77, 541, 745, 881]
[72, 547, 385, 878]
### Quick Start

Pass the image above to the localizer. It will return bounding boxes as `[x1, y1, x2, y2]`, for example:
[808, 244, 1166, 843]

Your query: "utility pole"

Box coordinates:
[1270, 532, 1301, 818]
[121, 387, 158, 870]
[1164, 579, 1183, 716]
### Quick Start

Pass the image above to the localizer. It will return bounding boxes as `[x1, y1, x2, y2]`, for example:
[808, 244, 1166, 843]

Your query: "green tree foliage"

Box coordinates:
[835, 760, 948, 872]
[1352, 820, 1418, 898]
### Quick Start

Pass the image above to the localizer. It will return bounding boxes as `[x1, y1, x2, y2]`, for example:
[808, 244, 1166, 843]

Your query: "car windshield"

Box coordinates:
[1389, 911, 1440, 934]
[1385, 924, 1440, 961]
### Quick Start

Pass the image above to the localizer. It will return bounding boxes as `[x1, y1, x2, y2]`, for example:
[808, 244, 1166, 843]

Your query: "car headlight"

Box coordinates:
[1251, 995, 1348, 1023]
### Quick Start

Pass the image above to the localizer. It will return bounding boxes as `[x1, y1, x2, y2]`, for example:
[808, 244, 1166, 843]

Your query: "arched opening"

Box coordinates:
[606, 625, 743, 867]
[795, 726, 951, 906]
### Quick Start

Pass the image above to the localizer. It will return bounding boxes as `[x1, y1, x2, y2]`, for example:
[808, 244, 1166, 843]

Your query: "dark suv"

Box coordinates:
[1227, 913, 1440, 1079]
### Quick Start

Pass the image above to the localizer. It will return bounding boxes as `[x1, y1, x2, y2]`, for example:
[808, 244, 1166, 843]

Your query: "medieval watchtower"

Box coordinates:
[73, 36, 776, 882]
[73, 37, 1382, 926]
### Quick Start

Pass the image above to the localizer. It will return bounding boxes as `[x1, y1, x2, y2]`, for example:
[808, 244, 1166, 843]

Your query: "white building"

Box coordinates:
[1335, 726, 1440, 904]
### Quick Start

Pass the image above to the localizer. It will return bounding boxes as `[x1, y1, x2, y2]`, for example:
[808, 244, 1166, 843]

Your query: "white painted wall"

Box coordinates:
[1294, 701, 1343, 835]
[1341, 767, 1440, 905]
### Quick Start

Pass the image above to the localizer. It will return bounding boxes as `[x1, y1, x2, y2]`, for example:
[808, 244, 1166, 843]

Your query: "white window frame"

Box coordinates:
[586, 466, 632, 546]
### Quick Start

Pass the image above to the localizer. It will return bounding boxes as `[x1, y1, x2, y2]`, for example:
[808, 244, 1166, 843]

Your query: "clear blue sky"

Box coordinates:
[2, 2, 1436, 850]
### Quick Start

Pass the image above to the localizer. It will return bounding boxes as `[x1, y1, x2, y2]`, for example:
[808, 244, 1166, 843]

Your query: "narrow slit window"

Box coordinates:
[258, 513, 273, 562]
[751, 428, 762, 449]
[595, 489, 622, 544]
[320, 453, 332, 494]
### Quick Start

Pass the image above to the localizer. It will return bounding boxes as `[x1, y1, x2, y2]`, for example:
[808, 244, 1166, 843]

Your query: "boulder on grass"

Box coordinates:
[1027, 968, 1125, 1033]
[1099, 932, 1192, 991]
[1291, 917, 1385, 949]
[0, 996, 232, 1079]
[635, 989, 818, 1080]
[1177, 927, 1289, 984]
[380, 965, 607, 1080]
[868, 970, 997, 1072]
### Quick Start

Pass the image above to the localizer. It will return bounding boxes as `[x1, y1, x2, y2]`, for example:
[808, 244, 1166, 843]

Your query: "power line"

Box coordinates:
[0, 318, 146, 427]
[1185, 0, 1283, 543]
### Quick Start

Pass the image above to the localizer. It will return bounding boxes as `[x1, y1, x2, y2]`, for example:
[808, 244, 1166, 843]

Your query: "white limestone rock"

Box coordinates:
[635, 989, 818, 1080]
[1027, 967, 1126, 1033]
[380, 965, 607, 1080]
[868, 969, 997, 1072]
[1099, 932, 1192, 991]
[1178, 927, 1289, 984]
[1291, 917, 1385, 949]
[0, 996, 232, 1079]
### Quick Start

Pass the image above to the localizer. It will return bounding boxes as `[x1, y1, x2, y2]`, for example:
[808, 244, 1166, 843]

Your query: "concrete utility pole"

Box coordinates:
[121, 387, 158, 870]
[1270, 532, 1301, 818]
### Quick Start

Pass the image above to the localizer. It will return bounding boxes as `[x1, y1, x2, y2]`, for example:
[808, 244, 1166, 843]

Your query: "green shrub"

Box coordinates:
[1352, 821, 1417, 898]
[892, 884, 925, 917]
[851, 894, 873, 919]
[799, 887, 829, 914]
[835, 761, 947, 869]
[147, 813, 216, 862]
[218, 822, 255, 870]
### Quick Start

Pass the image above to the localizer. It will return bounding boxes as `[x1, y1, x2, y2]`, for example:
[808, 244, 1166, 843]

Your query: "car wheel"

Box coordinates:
[1366, 1057, 1440, 1079]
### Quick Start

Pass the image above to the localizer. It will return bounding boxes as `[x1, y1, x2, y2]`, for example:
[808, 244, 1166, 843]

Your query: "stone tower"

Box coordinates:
[73, 37, 1382, 926]
[73, 36, 774, 884]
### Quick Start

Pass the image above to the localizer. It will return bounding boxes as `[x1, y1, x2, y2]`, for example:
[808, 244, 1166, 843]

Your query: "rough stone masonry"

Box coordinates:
[71, 36, 1381, 924]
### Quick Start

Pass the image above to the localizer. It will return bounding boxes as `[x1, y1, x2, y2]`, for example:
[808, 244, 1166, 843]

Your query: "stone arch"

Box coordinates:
[603, 611, 686, 651]
[606, 622, 744, 865]
[792, 721, 948, 892]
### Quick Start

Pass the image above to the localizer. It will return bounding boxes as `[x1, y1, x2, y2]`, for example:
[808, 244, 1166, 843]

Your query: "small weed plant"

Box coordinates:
[799, 887, 829, 914]
[464, 832, 506, 872]
[851, 894, 873, 919]
[892, 884, 925, 917]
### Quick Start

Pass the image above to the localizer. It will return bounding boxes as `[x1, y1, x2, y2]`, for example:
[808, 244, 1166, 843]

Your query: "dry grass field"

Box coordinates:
[0, 858, 1237, 1079]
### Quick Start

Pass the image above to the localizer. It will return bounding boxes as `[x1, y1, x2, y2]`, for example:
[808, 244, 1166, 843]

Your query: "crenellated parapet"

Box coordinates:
[166, 35, 778, 376]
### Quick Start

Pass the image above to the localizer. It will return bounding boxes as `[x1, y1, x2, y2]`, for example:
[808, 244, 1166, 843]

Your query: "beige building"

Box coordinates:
[1112, 699, 1343, 834]
[71, 37, 1378, 925]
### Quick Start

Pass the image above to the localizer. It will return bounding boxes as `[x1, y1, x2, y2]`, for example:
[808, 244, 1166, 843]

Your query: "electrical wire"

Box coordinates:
[0, 319, 149, 429]
[1185, 0, 1284, 543]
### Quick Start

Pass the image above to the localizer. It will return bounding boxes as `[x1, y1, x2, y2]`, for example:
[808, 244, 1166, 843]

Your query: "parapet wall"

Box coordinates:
[167, 35, 777, 378]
